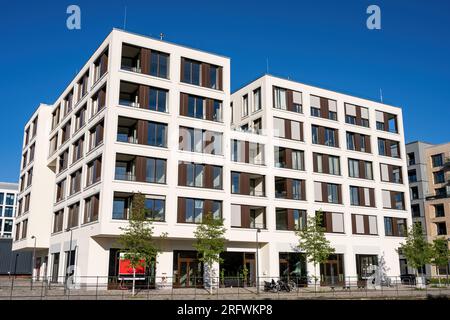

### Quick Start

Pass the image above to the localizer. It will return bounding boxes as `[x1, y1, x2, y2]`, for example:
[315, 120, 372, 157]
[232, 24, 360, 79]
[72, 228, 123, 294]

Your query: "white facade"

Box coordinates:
[13, 29, 411, 287]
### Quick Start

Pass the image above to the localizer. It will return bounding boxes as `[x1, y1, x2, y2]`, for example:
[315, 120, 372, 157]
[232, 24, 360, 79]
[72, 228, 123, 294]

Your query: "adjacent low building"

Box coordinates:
[13, 29, 412, 287]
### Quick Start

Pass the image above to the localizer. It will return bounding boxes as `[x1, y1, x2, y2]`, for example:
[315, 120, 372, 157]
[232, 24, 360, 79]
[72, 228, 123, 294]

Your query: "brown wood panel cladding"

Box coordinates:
[204, 165, 213, 189]
[365, 135, 371, 153]
[320, 98, 329, 119]
[287, 209, 294, 230]
[180, 93, 188, 116]
[358, 187, 365, 206]
[286, 179, 293, 199]
[218, 67, 223, 90]
[241, 205, 250, 228]
[335, 129, 339, 147]
[301, 180, 306, 200]
[385, 140, 392, 157]
[286, 90, 294, 112]
[383, 112, 390, 132]
[337, 185, 342, 204]
[313, 153, 318, 172]
[180, 57, 185, 82]
[136, 156, 147, 182]
[351, 214, 356, 234]
[244, 141, 250, 163]
[178, 162, 187, 186]
[355, 106, 362, 126]
[318, 126, 326, 145]
[205, 99, 214, 121]
[355, 133, 361, 151]
[140, 48, 150, 75]
[285, 148, 293, 169]
[201, 63, 210, 88]
[321, 182, 328, 203]
[177, 197, 185, 223]
[300, 122, 304, 141]
[358, 160, 366, 179]
[204, 200, 213, 218]
[323, 154, 330, 174]
[369, 188, 375, 207]
[284, 119, 292, 140]
[137, 120, 148, 145]
[139, 85, 148, 109]
[100, 51, 108, 75]
[240, 173, 250, 195]
[323, 212, 333, 233]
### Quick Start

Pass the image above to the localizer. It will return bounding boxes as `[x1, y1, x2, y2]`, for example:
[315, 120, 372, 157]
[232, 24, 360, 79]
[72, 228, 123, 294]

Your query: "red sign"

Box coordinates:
[119, 253, 146, 275]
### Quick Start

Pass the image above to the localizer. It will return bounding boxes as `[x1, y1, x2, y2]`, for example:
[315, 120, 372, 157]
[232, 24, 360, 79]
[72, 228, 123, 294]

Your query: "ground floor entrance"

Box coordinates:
[320, 254, 345, 286]
[279, 252, 307, 286]
[173, 250, 203, 288]
[220, 252, 255, 287]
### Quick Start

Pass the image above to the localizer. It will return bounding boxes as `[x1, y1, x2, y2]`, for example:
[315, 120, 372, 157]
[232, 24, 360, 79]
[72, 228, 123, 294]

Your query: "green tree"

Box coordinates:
[193, 213, 226, 293]
[398, 222, 433, 285]
[431, 237, 450, 286]
[117, 193, 161, 295]
[295, 210, 335, 288]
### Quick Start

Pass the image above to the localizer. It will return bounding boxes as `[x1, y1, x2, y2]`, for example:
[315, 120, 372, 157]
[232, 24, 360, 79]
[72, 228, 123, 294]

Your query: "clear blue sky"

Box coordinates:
[0, 0, 449, 182]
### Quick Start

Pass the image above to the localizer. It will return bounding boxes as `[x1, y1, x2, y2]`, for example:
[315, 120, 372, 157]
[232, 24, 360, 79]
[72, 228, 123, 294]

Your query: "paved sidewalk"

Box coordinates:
[1, 279, 449, 300]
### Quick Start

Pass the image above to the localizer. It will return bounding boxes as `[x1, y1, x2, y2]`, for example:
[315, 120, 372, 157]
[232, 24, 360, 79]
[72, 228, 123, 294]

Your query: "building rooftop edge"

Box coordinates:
[232, 73, 403, 110]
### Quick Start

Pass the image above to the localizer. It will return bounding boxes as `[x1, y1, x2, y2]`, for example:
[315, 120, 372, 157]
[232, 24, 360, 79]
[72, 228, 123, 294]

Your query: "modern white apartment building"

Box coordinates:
[0, 182, 19, 239]
[13, 29, 411, 288]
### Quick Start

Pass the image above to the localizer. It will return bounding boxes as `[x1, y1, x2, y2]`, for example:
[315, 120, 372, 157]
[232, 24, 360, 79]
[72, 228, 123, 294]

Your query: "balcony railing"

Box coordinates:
[115, 173, 136, 182]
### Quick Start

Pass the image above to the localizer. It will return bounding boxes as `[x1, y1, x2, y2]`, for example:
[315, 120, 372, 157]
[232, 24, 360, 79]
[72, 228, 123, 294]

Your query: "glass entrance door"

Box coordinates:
[173, 251, 203, 288]
[320, 254, 345, 286]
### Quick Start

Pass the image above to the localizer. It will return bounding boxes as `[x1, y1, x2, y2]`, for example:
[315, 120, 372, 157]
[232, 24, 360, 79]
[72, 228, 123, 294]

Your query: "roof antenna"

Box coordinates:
[266, 58, 269, 74]
[123, 6, 127, 30]
[379, 88, 384, 103]
[160, 32, 165, 40]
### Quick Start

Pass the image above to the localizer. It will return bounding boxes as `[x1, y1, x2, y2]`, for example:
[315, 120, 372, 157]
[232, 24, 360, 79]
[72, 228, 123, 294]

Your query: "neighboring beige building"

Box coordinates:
[406, 141, 450, 277]
[424, 143, 450, 276]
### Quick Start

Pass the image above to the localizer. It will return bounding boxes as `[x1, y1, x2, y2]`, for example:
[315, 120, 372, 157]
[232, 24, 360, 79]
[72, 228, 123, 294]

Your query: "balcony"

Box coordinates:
[115, 154, 136, 182]
[119, 82, 140, 108]
[121, 44, 142, 73]
[117, 117, 138, 144]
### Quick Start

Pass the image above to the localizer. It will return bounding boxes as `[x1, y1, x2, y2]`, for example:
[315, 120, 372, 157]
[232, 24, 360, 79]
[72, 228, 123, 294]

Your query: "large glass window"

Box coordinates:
[348, 159, 359, 178]
[145, 198, 165, 221]
[274, 87, 287, 110]
[432, 154, 444, 167]
[327, 184, 339, 203]
[328, 156, 340, 175]
[150, 51, 169, 79]
[149, 88, 168, 112]
[146, 158, 166, 184]
[188, 96, 204, 119]
[312, 125, 319, 144]
[148, 122, 167, 147]
[182, 59, 200, 85]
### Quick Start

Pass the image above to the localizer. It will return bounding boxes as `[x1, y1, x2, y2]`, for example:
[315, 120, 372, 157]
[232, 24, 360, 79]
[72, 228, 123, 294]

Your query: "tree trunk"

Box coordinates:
[437, 265, 441, 287]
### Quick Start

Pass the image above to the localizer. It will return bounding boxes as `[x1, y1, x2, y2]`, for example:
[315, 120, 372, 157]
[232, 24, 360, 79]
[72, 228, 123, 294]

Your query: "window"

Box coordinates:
[352, 214, 378, 235]
[146, 158, 166, 184]
[72, 137, 84, 163]
[276, 208, 306, 231]
[253, 88, 261, 112]
[148, 122, 167, 147]
[112, 195, 131, 220]
[147, 87, 168, 112]
[378, 139, 386, 156]
[77, 71, 89, 101]
[231, 172, 239, 194]
[61, 122, 71, 144]
[182, 58, 200, 85]
[150, 51, 169, 78]
[242, 94, 248, 117]
[84, 194, 99, 224]
[179, 127, 223, 155]
[310, 96, 337, 120]
[345, 104, 369, 127]
[63, 90, 74, 117]
[274, 177, 305, 200]
[347, 132, 355, 150]
[317, 211, 344, 233]
[74, 105, 87, 132]
[56, 179, 66, 202]
[53, 210, 64, 233]
[5, 194, 15, 206]
[21, 219, 28, 239]
[348, 159, 359, 178]
[187, 163, 204, 187]
[411, 204, 421, 218]
[273, 117, 302, 141]
[408, 170, 417, 183]
[145, 197, 165, 221]
[350, 187, 359, 206]
[434, 204, 445, 218]
[436, 222, 447, 235]
[327, 184, 339, 203]
[209, 65, 219, 90]
[86, 157, 102, 186]
[89, 121, 104, 151]
[29, 144, 35, 163]
[58, 149, 69, 173]
[67, 202, 80, 229]
[91, 86, 106, 116]
[94, 49, 108, 82]
[365, 162, 373, 180]
[410, 186, 419, 200]
[4, 207, 13, 217]
[407, 152, 416, 165]
[380, 163, 403, 183]
[187, 95, 204, 119]
[434, 171, 445, 184]
[328, 156, 340, 175]
[384, 217, 407, 237]
[178, 198, 222, 223]
[432, 154, 444, 167]
[292, 150, 305, 170]
[70, 169, 82, 195]
[52, 105, 60, 130]
[312, 125, 319, 144]
[274, 87, 287, 110]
